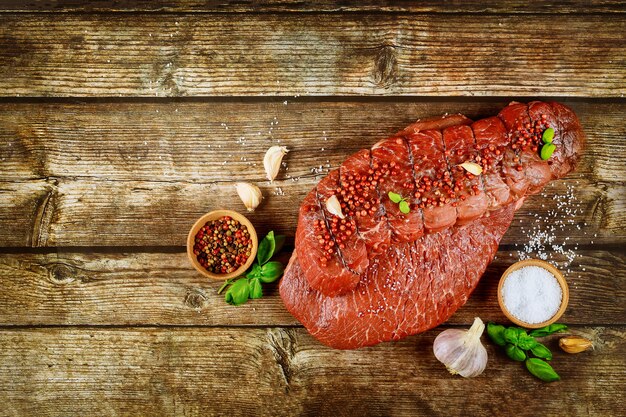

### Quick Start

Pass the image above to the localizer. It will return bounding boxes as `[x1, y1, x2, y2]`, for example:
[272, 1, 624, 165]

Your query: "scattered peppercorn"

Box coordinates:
[315, 116, 554, 266]
[193, 216, 253, 274]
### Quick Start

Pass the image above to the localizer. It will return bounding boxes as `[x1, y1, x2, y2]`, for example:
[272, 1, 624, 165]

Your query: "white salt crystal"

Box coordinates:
[501, 266, 562, 324]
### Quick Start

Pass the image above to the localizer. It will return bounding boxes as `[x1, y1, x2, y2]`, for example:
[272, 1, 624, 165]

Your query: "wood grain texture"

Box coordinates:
[0, 248, 622, 326]
[0, 326, 623, 416]
[0, 14, 624, 97]
[1, 100, 623, 246]
[2, 0, 626, 13]
[2, 176, 622, 247]
[0, 2, 623, 416]
[1, 100, 624, 182]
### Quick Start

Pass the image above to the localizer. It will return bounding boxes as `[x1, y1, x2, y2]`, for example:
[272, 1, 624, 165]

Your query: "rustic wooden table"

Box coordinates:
[0, 2, 624, 416]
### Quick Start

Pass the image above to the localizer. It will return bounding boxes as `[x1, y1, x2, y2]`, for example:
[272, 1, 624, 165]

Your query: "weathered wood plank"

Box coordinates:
[1, 100, 623, 182]
[1, 176, 623, 247]
[0, 15, 623, 97]
[0, 100, 623, 247]
[0, 326, 623, 416]
[2, 0, 625, 13]
[0, 248, 622, 326]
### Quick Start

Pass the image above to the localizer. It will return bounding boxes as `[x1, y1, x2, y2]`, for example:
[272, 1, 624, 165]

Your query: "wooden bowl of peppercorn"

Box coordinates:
[187, 209, 258, 280]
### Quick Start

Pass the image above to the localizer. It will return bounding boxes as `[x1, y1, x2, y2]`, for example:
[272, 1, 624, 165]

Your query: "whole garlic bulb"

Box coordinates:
[433, 317, 488, 378]
[234, 182, 263, 212]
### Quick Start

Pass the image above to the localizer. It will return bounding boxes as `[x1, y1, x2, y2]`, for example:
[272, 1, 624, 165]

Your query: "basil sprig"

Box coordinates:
[487, 322, 567, 382]
[388, 191, 411, 214]
[218, 231, 285, 306]
[540, 128, 557, 160]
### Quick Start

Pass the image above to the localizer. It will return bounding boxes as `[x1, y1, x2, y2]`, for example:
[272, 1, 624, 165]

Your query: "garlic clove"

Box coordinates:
[459, 161, 483, 176]
[559, 336, 593, 354]
[325, 194, 345, 219]
[264, 146, 289, 182]
[235, 182, 263, 212]
[433, 317, 488, 378]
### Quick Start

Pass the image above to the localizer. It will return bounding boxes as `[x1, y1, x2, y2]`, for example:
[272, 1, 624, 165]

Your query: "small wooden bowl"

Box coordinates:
[186, 209, 258, 280]
[497, 259, 569, 329]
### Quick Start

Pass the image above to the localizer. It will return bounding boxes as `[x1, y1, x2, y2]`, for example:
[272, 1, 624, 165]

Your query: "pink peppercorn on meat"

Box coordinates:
[280, 101, 584, 349]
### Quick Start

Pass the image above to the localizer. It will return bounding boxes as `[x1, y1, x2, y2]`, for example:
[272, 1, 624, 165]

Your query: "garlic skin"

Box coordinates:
[264, 146, 289, 182]
[234, 182, 263, 212]
[326, 195, 345, 219]
[433, 317, 488, 378]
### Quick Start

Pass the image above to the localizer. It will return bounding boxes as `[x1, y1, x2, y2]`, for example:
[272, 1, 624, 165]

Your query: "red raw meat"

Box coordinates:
[281, 102, 584, 348]
[281, 204, 515, 349]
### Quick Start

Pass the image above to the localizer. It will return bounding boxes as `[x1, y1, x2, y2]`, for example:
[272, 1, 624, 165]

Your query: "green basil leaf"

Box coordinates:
[529, 324, 568, 338]
[246, 264, 262, 279]
[259, 261, 284, 283]
[487, 322, 507, 347]
[224, 277, 250, 306]
[525, 358, 560, 382]
[273, 234, 286, 256]
[388, 191, 403, 203]
[505, 344, 527, 362]
[217, 278, 234, 295]
[249, 278, 263, 299]
[542, 127, 555, 144]
[540, 143, 556, 160]
[518, 334, 539, 350]
[503, 328, 518, 344]
[530, 343, 553, 361]
[398, 200, 410, 214]
[504, 327, 526, 345]
[257, 231, 276, 266]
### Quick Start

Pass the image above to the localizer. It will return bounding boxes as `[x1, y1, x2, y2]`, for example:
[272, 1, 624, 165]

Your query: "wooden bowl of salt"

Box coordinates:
[497, 259, 569, 329]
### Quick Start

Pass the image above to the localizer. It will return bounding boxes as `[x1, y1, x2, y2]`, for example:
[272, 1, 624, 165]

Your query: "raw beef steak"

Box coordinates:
[280, 101, 583, 349]
[281, 204, 515, 349]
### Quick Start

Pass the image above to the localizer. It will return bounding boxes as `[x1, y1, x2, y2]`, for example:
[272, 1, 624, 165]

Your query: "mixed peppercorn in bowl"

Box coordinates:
[186, 210, 258, 280]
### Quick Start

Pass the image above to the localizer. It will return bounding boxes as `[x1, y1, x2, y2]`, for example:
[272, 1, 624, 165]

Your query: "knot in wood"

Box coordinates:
[184, 289, 207, 310]
[373, 44, 398, 88]
[267, 328, 297, 388]
[48, 263, 76, 284]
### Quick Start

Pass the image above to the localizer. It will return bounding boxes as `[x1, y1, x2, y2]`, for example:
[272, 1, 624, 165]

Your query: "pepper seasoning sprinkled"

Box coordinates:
[511, 115, 550, 166]
[312, 114, 555, 265]
[193, 216, 253, 274]
[335, 164, 390, 219]
[315, 162, 396, 258]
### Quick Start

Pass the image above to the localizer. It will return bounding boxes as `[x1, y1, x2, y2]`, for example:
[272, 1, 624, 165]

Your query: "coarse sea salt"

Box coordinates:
[501, 266, 562, 324]
[516, 183, 582, 272]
